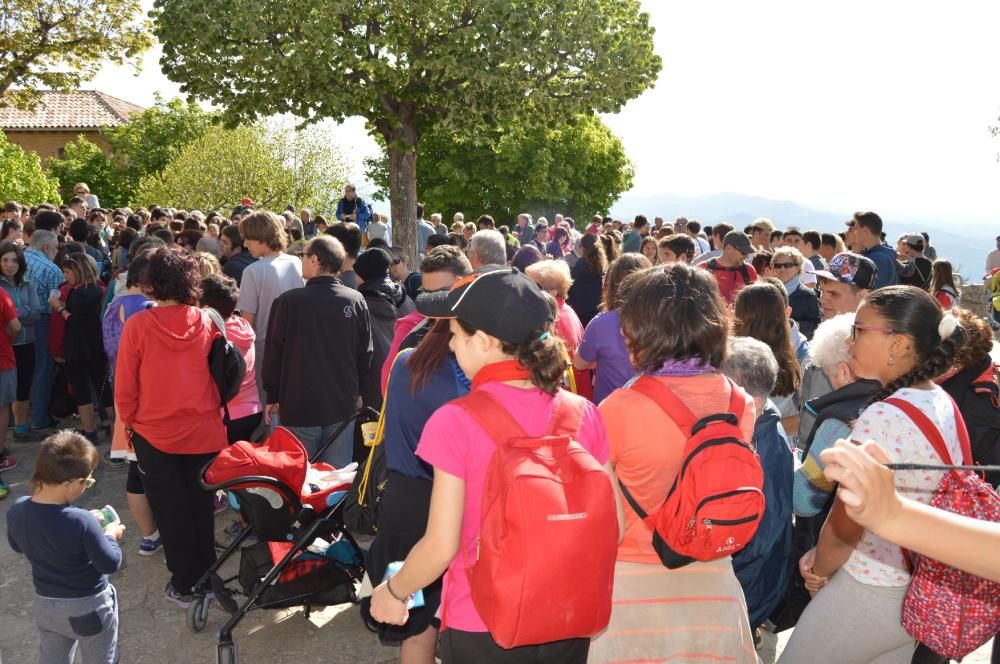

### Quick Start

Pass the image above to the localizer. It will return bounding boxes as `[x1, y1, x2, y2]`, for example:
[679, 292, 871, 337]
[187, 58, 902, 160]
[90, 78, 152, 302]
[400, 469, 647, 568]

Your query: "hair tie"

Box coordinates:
[538, 332, 550, 341]
[938, 314, 959, 340]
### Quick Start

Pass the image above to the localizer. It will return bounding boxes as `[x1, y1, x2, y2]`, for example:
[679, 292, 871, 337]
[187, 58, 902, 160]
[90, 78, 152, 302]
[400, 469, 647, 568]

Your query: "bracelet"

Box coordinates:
[385, 576, 408, 604]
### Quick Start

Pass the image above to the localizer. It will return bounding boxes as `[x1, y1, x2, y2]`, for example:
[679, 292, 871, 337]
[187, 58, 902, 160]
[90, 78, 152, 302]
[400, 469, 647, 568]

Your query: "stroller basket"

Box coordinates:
[238, 541, 357, 609]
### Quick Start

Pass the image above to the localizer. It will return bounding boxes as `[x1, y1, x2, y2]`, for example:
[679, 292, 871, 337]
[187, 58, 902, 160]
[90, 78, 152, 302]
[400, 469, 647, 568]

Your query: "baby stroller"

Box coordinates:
[192, 415, 373, 664]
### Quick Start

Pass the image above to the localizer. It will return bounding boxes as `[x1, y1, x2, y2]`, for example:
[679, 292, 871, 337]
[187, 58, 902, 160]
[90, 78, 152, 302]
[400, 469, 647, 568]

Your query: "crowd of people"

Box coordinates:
[3, 187, 999, 664]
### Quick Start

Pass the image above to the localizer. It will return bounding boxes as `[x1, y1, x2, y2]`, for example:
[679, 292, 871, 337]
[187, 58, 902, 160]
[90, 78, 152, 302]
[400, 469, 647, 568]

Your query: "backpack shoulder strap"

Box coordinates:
[454, 390, 528, 447]
[740, 263, 751, 284]
[204, 307, 227, 341]
[726, 378, 749, 427]
[546, 390, 586, 438]
[884, 396, 968, 466]
[630, 375, 697, 434]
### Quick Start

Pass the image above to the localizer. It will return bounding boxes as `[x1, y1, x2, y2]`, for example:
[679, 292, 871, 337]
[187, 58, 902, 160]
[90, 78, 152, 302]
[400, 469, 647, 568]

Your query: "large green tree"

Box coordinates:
[0, 133, 60, 204]
[370, 114, 633, 224]
[0, 0, 152, 109]
[45, 136, 126, 206]
[134, 123, 348, 213]
[152, 0, 660, 258]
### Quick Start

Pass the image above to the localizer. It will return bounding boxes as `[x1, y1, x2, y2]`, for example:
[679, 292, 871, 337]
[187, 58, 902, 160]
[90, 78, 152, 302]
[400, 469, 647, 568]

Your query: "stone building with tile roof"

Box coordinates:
[0, 90, 145, 160]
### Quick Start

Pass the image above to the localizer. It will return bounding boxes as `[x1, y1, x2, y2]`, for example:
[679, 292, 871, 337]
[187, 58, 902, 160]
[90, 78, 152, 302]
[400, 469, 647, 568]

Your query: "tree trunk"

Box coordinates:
[387, 142, 419, 264]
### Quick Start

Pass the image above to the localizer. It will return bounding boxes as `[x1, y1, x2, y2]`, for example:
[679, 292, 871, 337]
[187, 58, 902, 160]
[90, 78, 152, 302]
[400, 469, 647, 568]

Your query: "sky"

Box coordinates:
[91, 1, 1000, 227]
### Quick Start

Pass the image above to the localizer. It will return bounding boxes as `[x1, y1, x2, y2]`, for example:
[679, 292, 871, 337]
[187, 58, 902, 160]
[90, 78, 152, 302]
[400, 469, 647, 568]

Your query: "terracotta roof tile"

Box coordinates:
[0, 90, 145, 130]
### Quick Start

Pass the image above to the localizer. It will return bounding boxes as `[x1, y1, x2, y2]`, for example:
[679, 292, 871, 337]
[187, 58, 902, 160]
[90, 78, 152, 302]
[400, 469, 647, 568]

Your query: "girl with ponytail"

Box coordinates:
[779, 286, 969, 664]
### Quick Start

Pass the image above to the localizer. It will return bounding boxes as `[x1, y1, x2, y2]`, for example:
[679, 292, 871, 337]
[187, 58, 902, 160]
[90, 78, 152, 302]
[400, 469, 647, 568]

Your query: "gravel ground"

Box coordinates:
[0, 431, 992, 663]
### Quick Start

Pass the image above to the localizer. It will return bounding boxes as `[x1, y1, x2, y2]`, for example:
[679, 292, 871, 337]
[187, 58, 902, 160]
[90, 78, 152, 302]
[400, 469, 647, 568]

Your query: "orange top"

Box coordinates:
[599, 373, 756, 565]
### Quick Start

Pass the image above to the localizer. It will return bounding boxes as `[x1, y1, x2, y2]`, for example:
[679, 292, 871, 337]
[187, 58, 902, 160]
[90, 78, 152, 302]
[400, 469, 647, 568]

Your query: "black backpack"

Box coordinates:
[205, 308, 247, 420]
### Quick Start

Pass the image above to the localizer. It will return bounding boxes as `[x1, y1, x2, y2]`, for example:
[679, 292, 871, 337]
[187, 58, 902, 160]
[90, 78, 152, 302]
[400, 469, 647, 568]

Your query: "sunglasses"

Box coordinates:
[772, 262, 797, 269]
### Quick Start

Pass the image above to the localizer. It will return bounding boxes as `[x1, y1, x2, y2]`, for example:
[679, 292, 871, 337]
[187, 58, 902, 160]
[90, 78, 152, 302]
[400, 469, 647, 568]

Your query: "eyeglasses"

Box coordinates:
[71, 476, 96, 489]
[772, 262, 797, 270]
[850, 323, 896, 341]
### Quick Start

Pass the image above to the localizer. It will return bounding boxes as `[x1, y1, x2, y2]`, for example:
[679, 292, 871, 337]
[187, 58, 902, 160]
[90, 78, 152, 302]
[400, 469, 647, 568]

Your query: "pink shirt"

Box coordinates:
[224, 316, 262, 421]
[416, 383, 610, 632]
[554, 298, 584, 356]
[380, 311, 426, 394]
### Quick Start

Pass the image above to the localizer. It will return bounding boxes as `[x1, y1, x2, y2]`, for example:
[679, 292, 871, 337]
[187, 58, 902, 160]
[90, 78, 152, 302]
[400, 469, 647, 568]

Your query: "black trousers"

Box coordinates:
[131, 431, 217, 592]
[226, 412, 262, 444]
[439, 630, 588, 664]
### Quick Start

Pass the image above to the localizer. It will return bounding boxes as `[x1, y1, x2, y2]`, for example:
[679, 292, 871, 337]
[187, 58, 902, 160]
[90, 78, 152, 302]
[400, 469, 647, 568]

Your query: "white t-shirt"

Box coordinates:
[844, 386, 963, 587]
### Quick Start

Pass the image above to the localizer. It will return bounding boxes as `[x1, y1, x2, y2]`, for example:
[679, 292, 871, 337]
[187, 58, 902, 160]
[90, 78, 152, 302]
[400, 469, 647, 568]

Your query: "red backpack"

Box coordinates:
[884, 397, 1000, 659]
[619, 376, 765, 568]
[454, 389, 618, 648]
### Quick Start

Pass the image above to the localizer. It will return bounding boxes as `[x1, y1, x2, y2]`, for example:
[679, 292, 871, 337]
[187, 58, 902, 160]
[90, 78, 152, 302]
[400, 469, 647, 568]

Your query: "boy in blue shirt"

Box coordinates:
[7, 431, 125, 663]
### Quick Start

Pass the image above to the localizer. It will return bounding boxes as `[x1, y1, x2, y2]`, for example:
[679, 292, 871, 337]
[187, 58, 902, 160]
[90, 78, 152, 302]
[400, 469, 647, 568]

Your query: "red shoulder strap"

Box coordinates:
[630, 375, 697, 433]
[546, 390, 586, 438]
[883, 396, 971, 466]
[454, 390, 527, 447]
[727, 378, 748, 425]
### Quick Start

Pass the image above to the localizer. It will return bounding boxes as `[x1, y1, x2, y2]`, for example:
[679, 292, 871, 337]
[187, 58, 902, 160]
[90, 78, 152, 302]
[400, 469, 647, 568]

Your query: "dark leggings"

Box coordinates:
[226, 412, 262, 444]
[13, 343, 34, 401]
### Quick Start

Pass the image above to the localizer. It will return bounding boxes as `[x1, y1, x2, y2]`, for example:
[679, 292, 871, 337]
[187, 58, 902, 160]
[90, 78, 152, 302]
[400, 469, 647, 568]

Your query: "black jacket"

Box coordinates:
[788, 286, 821, 340]
[357, 277, 414, 408]
[263, 275, 372, 426]
[941, 357, 1000, 487]
[222, 252, 256, 286]
[567, 260, 604, 328]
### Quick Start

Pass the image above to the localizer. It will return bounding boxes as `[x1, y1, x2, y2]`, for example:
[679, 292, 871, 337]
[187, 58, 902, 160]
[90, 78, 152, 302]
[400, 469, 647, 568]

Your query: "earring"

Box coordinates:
[888, 354, 894, 366]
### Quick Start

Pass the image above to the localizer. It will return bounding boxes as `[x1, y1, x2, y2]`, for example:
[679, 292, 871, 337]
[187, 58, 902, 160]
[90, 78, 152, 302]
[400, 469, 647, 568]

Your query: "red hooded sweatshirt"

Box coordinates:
[115, 305, 227, 455]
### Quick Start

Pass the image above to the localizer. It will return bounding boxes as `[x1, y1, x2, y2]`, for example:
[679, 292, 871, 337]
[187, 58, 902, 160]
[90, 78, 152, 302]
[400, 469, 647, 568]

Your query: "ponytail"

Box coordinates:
[500, 330, 568, 395]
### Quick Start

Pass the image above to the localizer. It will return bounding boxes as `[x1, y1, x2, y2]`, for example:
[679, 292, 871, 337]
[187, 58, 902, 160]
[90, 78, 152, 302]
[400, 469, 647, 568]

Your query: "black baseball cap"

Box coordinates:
[415, 267, 553, 344]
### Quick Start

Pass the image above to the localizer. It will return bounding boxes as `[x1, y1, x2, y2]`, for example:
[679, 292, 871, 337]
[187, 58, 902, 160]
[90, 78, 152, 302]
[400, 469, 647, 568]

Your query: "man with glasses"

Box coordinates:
[843, 211, 897, 289]
[379, 245, 472, 393]
[263, 235, 372, 467]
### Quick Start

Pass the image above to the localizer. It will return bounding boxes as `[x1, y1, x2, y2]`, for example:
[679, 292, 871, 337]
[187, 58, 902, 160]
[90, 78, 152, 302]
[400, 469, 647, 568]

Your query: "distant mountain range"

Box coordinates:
[612, 192, 992, 282]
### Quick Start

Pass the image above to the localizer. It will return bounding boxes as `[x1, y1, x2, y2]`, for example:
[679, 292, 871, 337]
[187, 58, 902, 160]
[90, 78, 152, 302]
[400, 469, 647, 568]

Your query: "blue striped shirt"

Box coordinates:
[24, 247, 62, 312]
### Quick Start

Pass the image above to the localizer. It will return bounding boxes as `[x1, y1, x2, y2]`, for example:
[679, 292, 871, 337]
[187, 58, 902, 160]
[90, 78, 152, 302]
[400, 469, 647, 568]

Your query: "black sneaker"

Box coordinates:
[164, 582, 195, 608]
[103, 451, 126, 469]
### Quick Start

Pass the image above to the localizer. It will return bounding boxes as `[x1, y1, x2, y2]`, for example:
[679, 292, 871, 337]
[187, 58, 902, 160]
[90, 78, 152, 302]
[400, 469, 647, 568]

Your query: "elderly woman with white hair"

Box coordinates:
[792, 313, 883, 519]
[721, 336, 794, 635]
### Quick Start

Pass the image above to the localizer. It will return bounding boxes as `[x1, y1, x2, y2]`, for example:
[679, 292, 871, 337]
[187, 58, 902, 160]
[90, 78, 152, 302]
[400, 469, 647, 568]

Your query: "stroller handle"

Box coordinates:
[309, 406, 380, 464]
[199, 461, 304, 515]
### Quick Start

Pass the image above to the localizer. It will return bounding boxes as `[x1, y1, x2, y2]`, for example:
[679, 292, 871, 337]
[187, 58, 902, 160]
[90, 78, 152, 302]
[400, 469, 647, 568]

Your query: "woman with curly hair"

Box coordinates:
[115, 245, 228, 608]
[779, 286, 970, 664]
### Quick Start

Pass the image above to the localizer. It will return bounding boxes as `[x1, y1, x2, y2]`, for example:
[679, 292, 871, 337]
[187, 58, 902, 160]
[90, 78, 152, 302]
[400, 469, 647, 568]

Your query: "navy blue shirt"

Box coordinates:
[383, 349, 470, 481]
[862, 243, 899, 289]
[7, 497, 122, 598]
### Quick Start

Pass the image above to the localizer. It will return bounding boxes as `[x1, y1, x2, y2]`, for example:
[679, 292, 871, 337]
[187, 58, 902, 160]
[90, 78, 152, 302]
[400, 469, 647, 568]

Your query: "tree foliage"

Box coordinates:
[134, 123, 348, 214]
[370, 115, 633, 223]
[0, 0, 152, 109]
[44, 97, 218, 207]
[45, 136, 125, 206]
[103, 96, 219, 200]
[152, 0, 661, 259]
[0, 133, 61, 205]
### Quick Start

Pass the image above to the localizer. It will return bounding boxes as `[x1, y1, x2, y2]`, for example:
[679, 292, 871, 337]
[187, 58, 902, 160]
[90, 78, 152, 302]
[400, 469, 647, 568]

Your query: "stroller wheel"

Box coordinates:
[187, 595, 210, 632]
[217, 642, 237, 664]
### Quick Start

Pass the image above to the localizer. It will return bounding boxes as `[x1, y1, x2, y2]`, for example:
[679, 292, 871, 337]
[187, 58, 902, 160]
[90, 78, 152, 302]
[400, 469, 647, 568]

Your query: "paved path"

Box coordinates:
[0, 432, 992, 663]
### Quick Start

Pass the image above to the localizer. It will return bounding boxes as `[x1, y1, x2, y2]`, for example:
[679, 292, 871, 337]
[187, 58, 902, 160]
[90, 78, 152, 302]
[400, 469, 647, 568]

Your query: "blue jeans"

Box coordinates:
[30, 315, 55, 429]
[283, 420, 355, 469]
